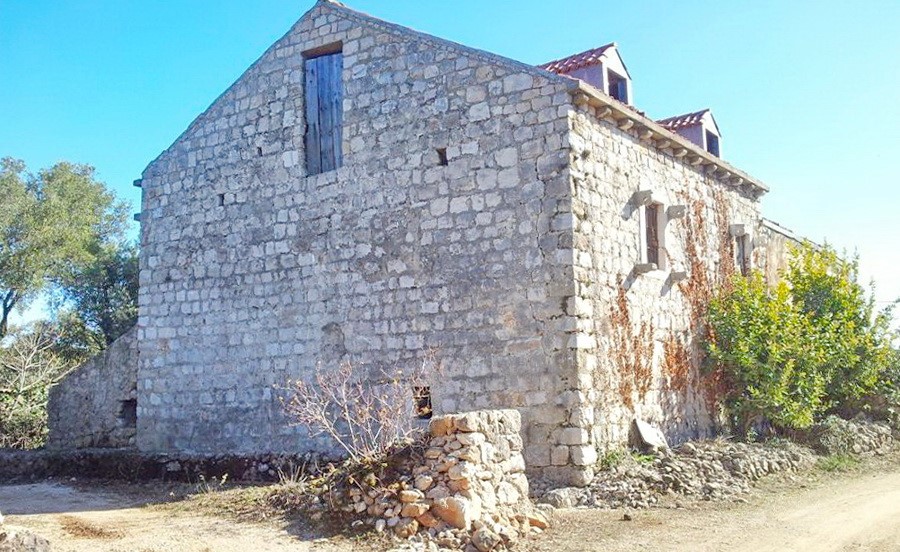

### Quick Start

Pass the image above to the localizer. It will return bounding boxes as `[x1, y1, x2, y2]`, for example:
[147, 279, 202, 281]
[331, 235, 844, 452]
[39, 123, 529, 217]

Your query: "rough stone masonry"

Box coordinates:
[49, 0, 799, 486]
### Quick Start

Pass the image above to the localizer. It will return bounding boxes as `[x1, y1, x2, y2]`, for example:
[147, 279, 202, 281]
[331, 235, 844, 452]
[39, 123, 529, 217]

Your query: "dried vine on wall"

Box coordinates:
[674, 188, 736, 408]
[608, 281, 654, 409]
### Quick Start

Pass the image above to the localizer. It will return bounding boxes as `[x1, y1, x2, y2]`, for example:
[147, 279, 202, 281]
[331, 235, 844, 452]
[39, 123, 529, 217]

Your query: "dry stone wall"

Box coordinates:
[47, 327, 138, 449]
[138, 1, 583, 482]
[348, 409, 548, 550]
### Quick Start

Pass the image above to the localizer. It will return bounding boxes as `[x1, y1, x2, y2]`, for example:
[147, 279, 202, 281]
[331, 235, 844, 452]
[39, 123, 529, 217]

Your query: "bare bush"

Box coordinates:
[282, 354, 438, 463]
[0, 325, 75, 448]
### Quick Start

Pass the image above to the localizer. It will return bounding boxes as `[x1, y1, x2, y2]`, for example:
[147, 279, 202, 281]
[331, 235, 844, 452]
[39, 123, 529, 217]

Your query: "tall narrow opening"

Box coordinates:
[645, 203, 661, 267]
[119, 399, 137, 428]
[304, 47, 344, 175]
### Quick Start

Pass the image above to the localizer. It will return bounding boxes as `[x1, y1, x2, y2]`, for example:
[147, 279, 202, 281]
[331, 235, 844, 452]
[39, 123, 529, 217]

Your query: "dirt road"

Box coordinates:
[529, 469, 900, 552]
[0, 482, 356, 552]
[1, 465, 899, 551]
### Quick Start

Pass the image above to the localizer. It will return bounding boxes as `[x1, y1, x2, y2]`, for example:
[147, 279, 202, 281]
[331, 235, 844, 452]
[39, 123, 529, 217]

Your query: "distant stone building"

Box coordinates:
[50, 0, 801, 485]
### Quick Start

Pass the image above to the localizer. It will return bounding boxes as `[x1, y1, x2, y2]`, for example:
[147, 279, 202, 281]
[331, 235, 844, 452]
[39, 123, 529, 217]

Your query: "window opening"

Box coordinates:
[645, 203, 661, 267]
[413, 386, 432, 420]
[436, 148, 448, 166]
[736, 234, 751, 276]
[607, 70, 628, 103]
[304, 49, 344, 175]
[705, 130, 720, 157]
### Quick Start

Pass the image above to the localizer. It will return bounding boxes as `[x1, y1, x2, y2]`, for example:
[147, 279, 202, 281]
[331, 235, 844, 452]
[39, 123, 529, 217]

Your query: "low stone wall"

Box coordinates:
[0, 448, 334, 483]
[540, 439, 817, 509]
[47, 327, 138, 449]
[792, 416, 894, 456]
[347, 409, 548, 549]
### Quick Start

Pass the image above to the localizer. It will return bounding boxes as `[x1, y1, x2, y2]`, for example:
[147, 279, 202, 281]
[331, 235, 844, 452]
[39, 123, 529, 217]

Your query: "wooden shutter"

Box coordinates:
[304, 51, 343, 175]
[646, 204, 660, 266]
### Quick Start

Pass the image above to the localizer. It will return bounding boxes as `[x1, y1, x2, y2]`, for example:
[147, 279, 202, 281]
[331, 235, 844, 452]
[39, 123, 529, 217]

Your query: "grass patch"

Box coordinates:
[597, 449, 626, 471]
[632, 452, 656, 465]
[816, 454, 860, 473]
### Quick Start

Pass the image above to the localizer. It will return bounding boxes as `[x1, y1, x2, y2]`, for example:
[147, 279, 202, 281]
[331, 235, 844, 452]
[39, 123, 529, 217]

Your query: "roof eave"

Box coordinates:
[566, 79, 768, 197]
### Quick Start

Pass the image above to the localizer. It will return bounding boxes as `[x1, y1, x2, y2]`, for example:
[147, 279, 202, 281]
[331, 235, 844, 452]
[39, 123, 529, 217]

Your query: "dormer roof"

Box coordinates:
[538, 43, 631, 79]
[657, 109, 721, 137]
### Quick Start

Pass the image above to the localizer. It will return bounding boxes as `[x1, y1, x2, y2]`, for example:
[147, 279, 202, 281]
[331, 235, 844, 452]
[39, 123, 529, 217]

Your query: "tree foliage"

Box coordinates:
[53, 242, 139, 356]
[708, 274, 828, 430]
[0, 324, 74, 449]
[708, 243, 897, 432]
[0, 158, 129, 338]
[785, 244, 896, 410]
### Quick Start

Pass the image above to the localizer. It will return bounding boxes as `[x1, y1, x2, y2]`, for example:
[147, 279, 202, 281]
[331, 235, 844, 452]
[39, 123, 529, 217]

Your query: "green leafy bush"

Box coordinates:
[707, 243, 897, 433]
[786, 244, 895, 410]
[708, 274, 827, 431]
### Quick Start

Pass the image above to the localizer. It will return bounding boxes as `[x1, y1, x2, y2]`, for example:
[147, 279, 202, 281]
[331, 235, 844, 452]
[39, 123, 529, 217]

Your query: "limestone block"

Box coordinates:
[557, 427, 589, 445]
[570, 445, 598, 466]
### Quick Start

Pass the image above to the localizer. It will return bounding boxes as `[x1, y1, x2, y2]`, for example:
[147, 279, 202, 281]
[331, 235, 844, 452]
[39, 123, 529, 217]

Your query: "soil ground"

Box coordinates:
[1, 452, 898, 552]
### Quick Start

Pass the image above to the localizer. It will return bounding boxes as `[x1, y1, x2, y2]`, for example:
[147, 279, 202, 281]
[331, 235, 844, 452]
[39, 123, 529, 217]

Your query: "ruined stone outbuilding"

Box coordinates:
[48, 0, 803, 486]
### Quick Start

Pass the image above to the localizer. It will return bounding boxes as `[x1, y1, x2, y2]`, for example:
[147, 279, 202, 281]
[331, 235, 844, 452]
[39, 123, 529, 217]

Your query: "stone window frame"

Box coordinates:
[730, 224, 754, 277]
[636, 190, 670, 274]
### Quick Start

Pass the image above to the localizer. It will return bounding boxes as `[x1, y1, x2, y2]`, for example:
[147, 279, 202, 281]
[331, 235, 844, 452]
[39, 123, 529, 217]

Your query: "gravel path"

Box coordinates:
[527, 465, 900, 552]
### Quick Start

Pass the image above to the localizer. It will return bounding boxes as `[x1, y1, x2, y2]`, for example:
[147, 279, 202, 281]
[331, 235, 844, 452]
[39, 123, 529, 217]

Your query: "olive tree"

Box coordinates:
[0, 157, 129, 338]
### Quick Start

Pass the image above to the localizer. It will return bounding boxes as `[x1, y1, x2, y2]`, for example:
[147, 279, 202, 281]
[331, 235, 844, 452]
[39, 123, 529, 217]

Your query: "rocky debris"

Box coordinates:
[344, 409, 547, 550]
[0, 511, 50, 552]
[538, 439, 816, 509]
[791, 416, 893, 456]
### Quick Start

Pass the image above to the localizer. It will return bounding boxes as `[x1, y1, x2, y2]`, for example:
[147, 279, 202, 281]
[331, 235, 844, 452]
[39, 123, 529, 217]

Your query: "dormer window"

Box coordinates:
[657, 109, 723, 158]
[607, 70, 629, 103]
[705, 130, 720, 157]
[538, 42, 633, 106]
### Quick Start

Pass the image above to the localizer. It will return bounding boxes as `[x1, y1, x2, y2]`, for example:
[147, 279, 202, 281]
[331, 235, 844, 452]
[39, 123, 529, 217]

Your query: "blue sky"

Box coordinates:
[1, 0, 898, 318]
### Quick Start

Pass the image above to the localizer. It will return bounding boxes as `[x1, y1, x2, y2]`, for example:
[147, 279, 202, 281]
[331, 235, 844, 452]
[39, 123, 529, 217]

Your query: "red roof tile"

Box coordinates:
[656, 109, 711, 131]
[537, 43, 616, 74]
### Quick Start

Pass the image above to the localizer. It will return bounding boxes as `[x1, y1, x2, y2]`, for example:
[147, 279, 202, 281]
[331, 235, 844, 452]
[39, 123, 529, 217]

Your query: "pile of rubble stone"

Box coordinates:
[540, 439, 816, 509]
[791, 415, 893, 456]
[539, 416, 895, 511]
[342, 410, 549, 551]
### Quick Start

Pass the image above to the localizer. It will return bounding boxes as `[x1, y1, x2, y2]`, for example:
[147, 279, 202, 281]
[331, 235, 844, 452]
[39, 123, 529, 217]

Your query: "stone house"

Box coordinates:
[49, 0, 799, 485]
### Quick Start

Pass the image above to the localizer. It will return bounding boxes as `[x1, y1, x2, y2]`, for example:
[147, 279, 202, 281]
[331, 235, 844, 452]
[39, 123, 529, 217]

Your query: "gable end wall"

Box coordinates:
[138, 3, 590, 483]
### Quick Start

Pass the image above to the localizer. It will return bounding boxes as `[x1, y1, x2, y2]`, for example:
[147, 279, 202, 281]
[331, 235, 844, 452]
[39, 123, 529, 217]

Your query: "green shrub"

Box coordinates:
[816, 453, 859, 473]
[786, 244, 896, 410]
[708, 274, 827, 431]
[707, 243, 896, 433]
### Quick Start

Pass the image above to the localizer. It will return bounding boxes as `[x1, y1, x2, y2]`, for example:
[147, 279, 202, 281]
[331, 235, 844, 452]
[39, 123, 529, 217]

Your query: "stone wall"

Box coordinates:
[347, 409, 547, 548]
[565, 105, 762, 470]
[755, 218, 804, 284]
[137, 0, 580, 481]
[47, 327, 138, 449]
